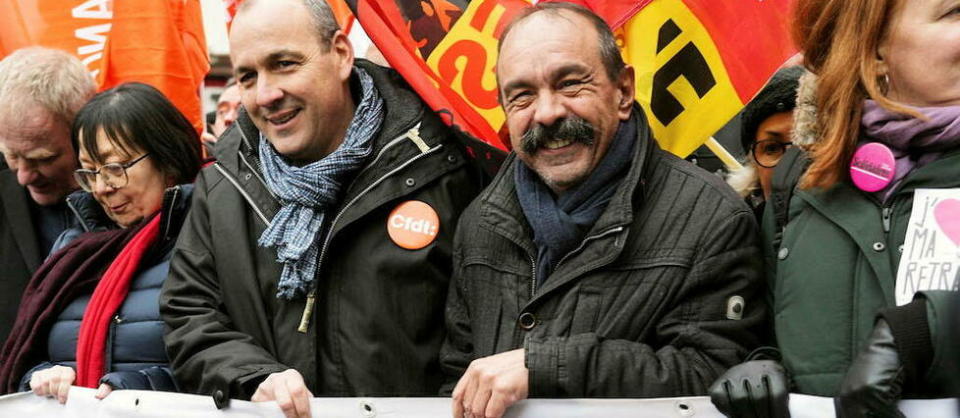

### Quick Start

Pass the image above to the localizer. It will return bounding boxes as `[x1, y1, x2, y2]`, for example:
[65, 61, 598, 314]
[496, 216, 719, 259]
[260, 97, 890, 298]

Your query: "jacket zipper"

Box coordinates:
[526, 226, 626, 298]
[162, 186, 181, 240]
[298, 127, 440, 333]
[881, 204, 894, 233]
[65, 196, 92, 232]
[213, 163, 272, 227]
[528, 255, 537, 298]
[552, 226, 626, 273]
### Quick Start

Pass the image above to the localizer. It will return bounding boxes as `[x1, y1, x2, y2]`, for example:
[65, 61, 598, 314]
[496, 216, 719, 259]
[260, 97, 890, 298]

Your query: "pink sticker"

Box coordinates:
[934, 198, 960, 247]
[850, 143, 895, 192]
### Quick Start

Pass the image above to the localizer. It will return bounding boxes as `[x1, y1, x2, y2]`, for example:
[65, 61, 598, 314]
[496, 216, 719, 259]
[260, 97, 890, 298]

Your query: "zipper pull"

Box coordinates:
[407, 125, 430, 154]
[882, 207, 892, 233]
[297, 290, 316, 333]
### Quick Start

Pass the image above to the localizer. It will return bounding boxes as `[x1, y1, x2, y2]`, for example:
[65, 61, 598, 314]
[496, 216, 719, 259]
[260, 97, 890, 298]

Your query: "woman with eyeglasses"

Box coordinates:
[710, 0, 960, 417]
[0, 82, 202, 401]
[726, 66, 805, 219]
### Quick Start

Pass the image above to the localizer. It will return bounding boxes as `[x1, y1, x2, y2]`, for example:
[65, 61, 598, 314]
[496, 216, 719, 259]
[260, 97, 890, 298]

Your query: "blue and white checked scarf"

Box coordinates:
[258, 68, 384, 299]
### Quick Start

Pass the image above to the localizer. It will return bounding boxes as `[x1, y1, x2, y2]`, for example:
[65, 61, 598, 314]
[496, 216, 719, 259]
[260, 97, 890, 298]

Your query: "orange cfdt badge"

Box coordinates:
[387, 200, 440, 250]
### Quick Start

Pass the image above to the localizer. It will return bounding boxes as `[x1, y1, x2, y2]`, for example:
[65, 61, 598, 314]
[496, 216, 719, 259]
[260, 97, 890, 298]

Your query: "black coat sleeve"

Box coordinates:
[160, 172, 288, 403]
[438, 214, 473, 396]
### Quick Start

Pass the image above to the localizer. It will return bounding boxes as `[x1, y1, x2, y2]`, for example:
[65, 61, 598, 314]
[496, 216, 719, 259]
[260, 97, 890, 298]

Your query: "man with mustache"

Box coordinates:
[160, 0, 486, 416]
[0, 48, 95, 346]
[440, 4, 767, 418]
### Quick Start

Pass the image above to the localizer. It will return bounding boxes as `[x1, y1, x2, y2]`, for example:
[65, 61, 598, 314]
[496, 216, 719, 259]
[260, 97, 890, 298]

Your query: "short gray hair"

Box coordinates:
[239, 0, 340, 49]
[0, 47, 96, 123]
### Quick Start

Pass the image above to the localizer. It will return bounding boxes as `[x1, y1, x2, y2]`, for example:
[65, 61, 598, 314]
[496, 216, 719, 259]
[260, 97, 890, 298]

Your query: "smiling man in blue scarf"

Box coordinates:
[439, 4, 768, 418]
[160, 0, 490, 416]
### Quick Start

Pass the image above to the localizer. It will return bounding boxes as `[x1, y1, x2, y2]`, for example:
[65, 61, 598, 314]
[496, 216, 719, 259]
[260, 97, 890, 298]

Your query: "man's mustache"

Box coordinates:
[520, 116, 595, 155]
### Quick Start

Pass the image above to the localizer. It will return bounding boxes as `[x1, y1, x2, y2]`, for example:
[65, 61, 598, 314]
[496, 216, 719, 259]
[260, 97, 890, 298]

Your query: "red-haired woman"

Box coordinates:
[710, 0, 960, 416]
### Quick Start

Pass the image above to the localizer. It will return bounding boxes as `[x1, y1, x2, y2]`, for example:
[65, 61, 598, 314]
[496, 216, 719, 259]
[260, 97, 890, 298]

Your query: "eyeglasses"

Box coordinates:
[74, 154, 150, 192]
[752, 140, 793, 168]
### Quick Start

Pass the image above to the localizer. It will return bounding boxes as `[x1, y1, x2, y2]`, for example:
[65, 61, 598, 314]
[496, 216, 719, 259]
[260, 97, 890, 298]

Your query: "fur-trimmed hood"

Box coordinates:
[726, 69, 819, 198]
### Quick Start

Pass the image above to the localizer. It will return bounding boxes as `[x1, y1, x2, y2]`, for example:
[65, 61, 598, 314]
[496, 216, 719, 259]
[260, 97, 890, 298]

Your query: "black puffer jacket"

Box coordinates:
[19, 185, 192, 392]
[161, 60, 488, 407]
[441, 108, 767, 397]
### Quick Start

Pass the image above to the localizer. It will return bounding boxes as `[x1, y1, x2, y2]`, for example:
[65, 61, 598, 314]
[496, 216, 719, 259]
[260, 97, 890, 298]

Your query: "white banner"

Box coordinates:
[0, 387, 956, 417]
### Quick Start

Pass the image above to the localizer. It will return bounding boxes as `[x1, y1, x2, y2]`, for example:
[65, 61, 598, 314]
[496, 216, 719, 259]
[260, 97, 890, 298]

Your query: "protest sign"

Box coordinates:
[896, 188, 960, 305]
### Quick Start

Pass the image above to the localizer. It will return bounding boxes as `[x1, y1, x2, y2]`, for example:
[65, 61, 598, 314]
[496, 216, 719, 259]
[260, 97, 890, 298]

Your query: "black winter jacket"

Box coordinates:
[19, 185, 192, 392]
[440, 108, 767, 397]
[161, 60, 487, 407]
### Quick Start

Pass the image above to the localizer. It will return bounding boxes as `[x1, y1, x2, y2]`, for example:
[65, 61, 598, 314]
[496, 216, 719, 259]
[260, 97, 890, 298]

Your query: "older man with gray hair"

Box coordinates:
[0, 47, 96, 345]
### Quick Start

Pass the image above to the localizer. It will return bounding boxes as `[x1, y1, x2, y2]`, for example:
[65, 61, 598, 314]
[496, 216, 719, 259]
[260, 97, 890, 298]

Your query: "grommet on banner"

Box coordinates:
[359, 400, 377, 417]
[675, 399, 695, 417]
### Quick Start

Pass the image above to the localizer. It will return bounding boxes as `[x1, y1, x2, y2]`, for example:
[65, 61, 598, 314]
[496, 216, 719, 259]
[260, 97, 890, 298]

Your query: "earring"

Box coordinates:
[877, 71, 890, 94]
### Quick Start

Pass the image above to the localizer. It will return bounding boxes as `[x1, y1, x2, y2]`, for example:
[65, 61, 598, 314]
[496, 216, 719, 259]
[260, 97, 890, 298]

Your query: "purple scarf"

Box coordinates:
[860, 100, 960, 202]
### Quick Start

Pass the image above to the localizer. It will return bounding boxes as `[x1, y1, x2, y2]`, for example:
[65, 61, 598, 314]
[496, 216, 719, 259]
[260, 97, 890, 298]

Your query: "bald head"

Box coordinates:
[236, 0, 340, 49]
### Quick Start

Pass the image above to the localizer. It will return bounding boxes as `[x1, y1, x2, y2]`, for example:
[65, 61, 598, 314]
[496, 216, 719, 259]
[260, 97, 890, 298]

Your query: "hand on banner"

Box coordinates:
[452, 349, 528, 418]
[835, 319, 906, 418]
[251, 369, 314, 418]
[95, 383, 114, 400]
[29, 365, 76, 404]
[709, 360, 790, 418]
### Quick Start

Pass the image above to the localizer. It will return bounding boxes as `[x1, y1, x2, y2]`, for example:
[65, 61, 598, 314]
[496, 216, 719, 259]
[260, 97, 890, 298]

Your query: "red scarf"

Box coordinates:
[74, 214, 162, 388]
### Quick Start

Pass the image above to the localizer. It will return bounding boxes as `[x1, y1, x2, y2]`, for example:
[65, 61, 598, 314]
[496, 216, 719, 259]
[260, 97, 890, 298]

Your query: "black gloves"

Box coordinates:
[709, 360, 790, 418]
[834, 319, 905, 418]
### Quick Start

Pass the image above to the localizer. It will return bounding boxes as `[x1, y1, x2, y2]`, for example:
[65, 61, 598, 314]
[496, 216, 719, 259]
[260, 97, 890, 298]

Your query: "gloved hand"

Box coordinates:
[835, 319, 905, 418]
[709, 360, 790, 418]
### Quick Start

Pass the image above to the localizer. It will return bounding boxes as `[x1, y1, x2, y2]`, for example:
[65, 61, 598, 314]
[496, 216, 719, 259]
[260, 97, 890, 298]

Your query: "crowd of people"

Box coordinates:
[0, 0, 957, 418]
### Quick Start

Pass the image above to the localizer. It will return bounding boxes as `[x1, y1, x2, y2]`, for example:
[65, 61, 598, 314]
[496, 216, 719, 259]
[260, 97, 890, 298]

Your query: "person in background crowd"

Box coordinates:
[440, 4, 766, 418]
[201, 81, 242, 155]
[0, 47, 95, 346]
[160, 0, 486, 417]
[0, 83, 202, 402]
[212, 81, 241, 138]
[709, 0, 960, 416]
[726, 66, 805, 219]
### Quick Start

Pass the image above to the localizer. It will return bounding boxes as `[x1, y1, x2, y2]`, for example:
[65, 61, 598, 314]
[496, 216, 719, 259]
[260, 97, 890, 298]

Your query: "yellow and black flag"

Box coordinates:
[346, 0, 797, 160]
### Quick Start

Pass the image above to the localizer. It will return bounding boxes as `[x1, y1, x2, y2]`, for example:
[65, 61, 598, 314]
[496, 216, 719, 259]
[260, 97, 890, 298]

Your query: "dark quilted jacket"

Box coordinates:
[19, 185, 193, 392]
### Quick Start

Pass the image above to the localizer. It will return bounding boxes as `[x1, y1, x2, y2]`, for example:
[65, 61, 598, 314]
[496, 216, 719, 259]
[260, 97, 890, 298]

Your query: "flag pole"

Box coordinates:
[704, 137, 743, 171]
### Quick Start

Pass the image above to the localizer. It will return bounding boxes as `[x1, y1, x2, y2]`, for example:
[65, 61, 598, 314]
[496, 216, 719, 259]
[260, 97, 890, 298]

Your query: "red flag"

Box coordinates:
[347, 0, 528, 155]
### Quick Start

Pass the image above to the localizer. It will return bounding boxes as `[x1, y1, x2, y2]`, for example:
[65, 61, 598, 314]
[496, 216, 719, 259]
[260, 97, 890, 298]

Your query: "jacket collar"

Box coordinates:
[219, 59, 434, 180]
[65, 184, 195, 242]
[479, 105, 658, 291]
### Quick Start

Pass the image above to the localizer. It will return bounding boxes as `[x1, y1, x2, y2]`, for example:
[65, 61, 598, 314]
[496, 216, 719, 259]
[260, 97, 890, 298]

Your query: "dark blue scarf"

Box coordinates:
[515, 114, 637, 286]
